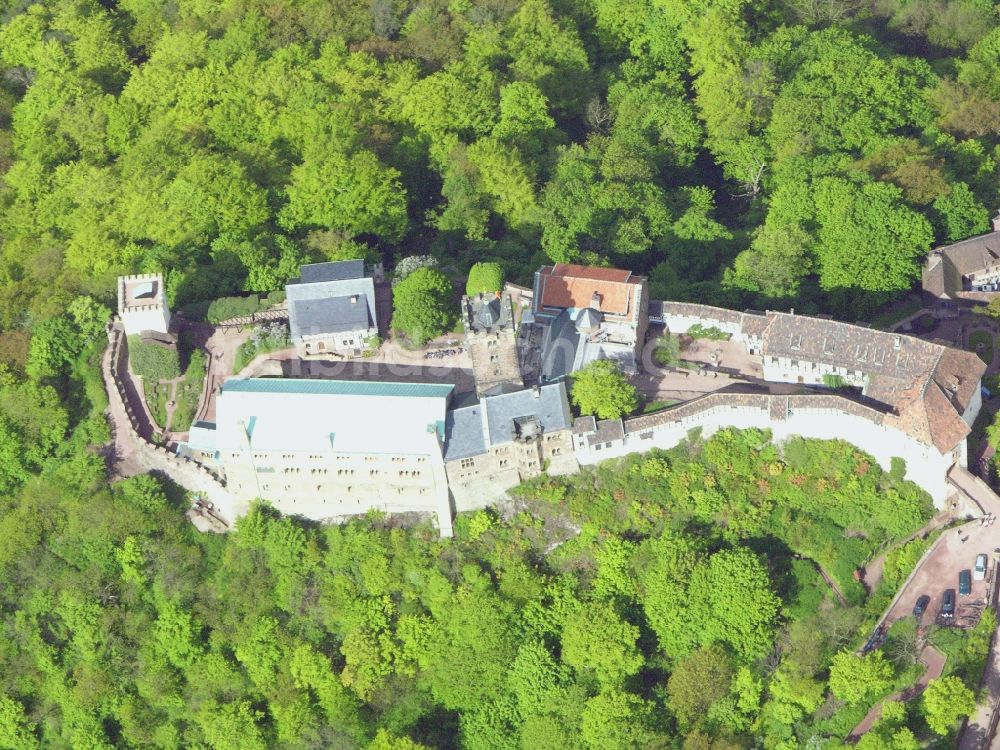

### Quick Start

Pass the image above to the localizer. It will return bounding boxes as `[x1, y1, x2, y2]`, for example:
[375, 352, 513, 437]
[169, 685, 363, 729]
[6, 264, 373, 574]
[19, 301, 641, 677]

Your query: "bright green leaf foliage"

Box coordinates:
[466, 262, 506, 296]
[828, 650, 895, 705]
[0, 0, 996, 747]
[922, 675, 976, 735]
[126, 336, 180, 381]
[813, 177, 934, 292]
[570, 360, 639, 420]
[391, 268, 455, 346]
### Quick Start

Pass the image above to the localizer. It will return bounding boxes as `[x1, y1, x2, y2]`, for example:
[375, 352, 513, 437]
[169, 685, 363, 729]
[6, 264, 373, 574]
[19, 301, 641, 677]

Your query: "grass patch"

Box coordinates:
[234, 323, 291, 373]
[128, 336, 180, 381]
[653, 334, 680, 367]
[148, 382, 170, 430]
[969, 329, 994, 365]
[170, 350, 207, 432]
[869, 294, 923, 330]
[687, 323, 731, 341]
[642, 399, 678, 414]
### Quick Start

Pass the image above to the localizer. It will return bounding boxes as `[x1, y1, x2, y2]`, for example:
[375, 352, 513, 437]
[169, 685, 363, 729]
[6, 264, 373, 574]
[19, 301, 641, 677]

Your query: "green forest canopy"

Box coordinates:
[1, 0, 999, 748]
[0, 0, 998, 339]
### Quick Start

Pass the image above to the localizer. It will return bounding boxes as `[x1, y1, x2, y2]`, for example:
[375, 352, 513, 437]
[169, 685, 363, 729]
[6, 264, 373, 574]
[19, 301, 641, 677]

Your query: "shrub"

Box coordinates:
[128, 336, 180, 381]
[882, 538, 929, 589]
[653, 335, 680, 367]
[234, 323, 290, 373]
[822, 373, 847, 389]
[687, 324, 731, 341]
[913, 314, 937, 333]
[392, 267, 454, 346]
[205, 294, 286, 325]
[466, 262, 505, 296]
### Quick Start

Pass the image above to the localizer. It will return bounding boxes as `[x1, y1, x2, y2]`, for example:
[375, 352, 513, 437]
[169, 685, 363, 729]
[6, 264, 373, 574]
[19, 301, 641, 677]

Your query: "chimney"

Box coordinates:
[894, 335, 901, 350]
[993, 210, 1000, 233]
[350, 295, 358, 304]
[591, 291, 602, 311]
[532, 385, 541, 398]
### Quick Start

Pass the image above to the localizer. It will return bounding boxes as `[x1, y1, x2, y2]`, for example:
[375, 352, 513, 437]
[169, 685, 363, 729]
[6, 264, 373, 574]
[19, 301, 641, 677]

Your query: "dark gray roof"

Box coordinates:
[540, 308, 581, 382]
[444, 383, 573, 459]
[286, 265, 377, 338]
[293, 260, 366, 284]
[575, 307, 600, 332]
[477, 298, 501, 328]
[289, 295, 371, 337]
[924, 230, 1000, 299]
[443, 403, 487, 460]
[484, 383, 572, 446]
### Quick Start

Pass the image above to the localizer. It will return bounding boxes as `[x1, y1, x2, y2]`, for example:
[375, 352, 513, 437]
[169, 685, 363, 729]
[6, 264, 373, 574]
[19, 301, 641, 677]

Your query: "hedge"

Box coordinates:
[128, 336, 180, 381]
[205, 291, 286, 325]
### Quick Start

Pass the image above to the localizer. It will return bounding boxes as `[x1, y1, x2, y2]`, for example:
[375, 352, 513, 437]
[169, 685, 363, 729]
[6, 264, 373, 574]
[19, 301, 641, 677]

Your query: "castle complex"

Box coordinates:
[173, 262, 988, 536]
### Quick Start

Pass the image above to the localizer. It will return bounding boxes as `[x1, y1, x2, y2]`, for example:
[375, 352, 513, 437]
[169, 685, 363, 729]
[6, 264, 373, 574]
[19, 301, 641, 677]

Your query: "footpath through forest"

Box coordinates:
[848, 645, 946, 740]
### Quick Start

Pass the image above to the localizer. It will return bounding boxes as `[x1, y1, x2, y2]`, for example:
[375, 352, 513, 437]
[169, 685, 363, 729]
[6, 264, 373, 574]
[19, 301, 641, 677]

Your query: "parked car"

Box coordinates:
[975, 553, 988, 581]
[959, 569, 972, 596]
[941, 589, 956, 617]
[913, 594, 930, 617]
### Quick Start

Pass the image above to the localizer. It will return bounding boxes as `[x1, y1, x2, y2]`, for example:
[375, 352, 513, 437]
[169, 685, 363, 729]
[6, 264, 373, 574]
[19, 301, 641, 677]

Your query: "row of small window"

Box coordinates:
[249, 453, 426, 463]
[259, 484, 430, 495]
[260, 468, 422, 478]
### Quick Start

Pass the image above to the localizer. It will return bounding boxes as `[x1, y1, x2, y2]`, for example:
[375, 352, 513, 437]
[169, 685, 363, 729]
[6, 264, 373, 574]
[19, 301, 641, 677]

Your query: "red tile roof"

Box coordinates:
[536, 264, 642, 317]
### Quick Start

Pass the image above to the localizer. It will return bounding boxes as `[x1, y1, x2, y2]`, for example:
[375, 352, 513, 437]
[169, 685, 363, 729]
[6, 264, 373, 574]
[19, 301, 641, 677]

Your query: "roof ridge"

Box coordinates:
[935, 230, 1000, 253]
[919, 349, 946, 399]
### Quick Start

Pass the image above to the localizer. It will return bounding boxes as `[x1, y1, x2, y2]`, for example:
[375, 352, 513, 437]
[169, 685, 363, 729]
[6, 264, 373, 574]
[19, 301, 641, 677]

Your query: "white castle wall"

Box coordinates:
[574, 404, 954, 506]
[660, 312, 743, 338]
[122, 306, 172, 336]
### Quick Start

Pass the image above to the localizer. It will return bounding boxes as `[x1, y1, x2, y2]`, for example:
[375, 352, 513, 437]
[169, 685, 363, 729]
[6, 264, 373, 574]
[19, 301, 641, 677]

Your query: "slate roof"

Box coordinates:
[534, 264, 644, 318]
[540, 308, 582, 381]
[443, 403, 487, 461]
[462, 292, 515, 333]
[484, 383, 573, 446]
[293, 260, 366, 284]
[286, 261, 377, 338]
[443, 383, 574, 460]
[290, 294, 371, 336]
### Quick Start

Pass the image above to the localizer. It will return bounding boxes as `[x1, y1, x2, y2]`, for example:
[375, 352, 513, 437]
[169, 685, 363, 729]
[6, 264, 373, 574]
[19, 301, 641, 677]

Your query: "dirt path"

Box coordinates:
[862, 511, 956, 593]
[848, 644, 946, 741]
[814, 563, 848, 606]
[161, 379, 180, 431]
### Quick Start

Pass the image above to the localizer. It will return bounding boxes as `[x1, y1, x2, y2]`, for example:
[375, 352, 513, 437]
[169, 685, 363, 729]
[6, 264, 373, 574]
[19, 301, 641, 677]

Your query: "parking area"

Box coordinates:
[884, 520, 998, 631]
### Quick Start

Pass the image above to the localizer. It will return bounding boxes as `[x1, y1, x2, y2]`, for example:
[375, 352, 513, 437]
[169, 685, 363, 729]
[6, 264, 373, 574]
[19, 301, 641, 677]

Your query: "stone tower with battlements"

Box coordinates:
[117, 274, 171, 336]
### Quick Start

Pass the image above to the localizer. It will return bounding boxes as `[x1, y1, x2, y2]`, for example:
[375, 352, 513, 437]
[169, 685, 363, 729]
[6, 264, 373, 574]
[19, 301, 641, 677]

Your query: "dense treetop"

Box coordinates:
[0, 0, 997, 333]
[0, 1, 998, 748]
